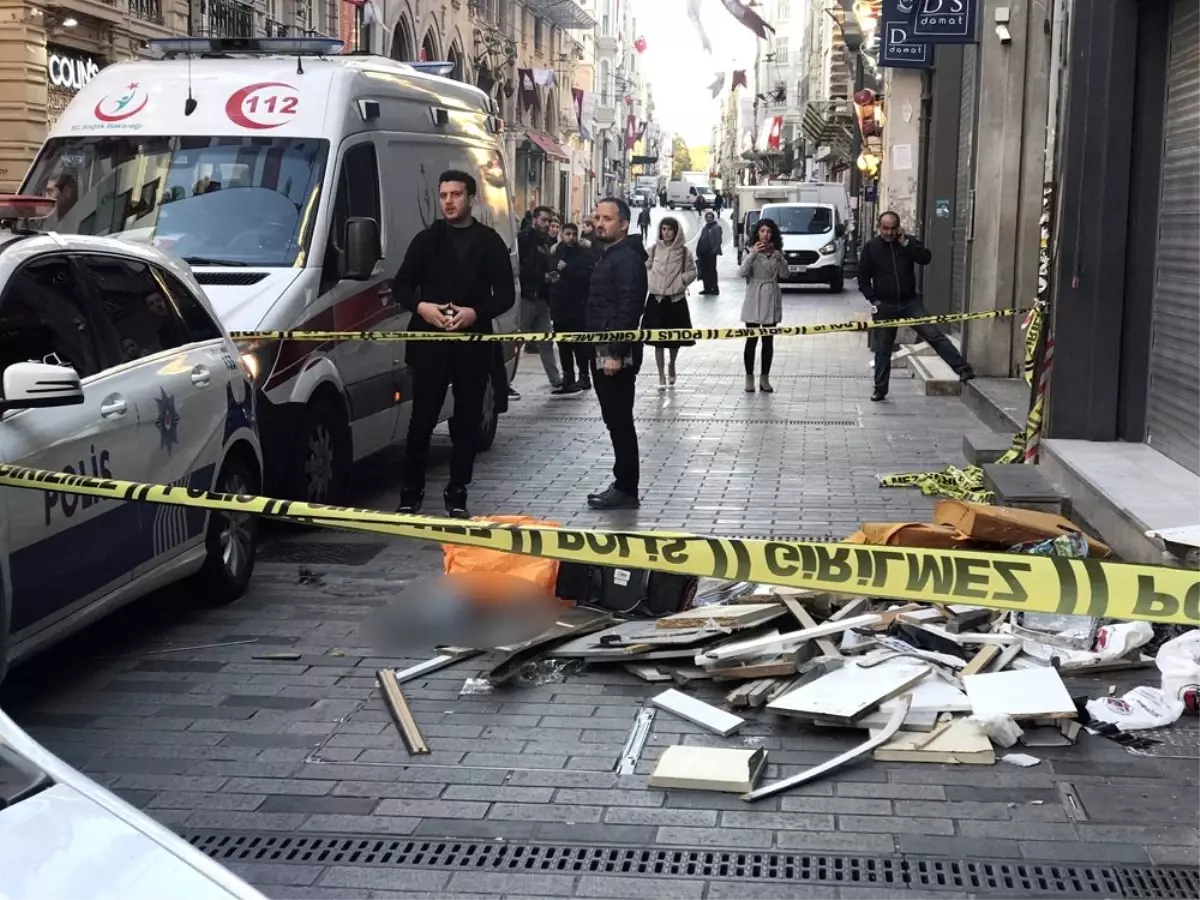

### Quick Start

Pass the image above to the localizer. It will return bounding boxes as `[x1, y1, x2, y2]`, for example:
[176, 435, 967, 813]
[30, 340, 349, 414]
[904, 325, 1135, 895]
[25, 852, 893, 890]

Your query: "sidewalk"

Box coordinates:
[3, 242, 1196, 899]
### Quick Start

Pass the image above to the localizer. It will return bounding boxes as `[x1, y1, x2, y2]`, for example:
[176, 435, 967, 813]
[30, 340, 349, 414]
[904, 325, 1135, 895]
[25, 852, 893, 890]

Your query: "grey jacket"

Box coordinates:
[738, 247, 786, 325]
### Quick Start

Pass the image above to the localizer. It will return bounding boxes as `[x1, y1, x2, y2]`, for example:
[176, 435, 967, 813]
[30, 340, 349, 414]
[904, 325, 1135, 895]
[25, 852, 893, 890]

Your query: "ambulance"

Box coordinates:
[21, 37, 521, 504]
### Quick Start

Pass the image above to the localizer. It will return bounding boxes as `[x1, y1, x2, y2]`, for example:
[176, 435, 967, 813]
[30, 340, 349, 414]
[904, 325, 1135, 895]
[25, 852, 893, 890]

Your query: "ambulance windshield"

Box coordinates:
[25, 135, 329, 267]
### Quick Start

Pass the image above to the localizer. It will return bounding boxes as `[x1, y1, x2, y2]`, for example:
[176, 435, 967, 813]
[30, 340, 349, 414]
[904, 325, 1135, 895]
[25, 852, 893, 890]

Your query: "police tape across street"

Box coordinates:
[230, 307, 1022, 344]
[0, 464, 1196, 627]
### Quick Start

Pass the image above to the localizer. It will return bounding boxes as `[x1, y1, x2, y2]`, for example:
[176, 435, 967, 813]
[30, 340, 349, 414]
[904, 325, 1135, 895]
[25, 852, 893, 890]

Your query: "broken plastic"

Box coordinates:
[690, 579, 757, 608]
[517, 657, 582, 686]
[1156, 630, 1200, 713]
[1086, 686, 1184, 731]
[1001, 752, 1041, 767]
[969, 713, 1024, 748]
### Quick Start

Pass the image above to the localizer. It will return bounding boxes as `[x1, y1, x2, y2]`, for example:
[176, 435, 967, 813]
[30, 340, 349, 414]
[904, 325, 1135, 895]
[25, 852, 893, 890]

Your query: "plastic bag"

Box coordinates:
[1085, 686, 1184, 731]
[1093, 621, 1154, 661]
[969, 714, 1023, 748]
[1157, 630, 1200, 713]
[442, 515, 561, 597]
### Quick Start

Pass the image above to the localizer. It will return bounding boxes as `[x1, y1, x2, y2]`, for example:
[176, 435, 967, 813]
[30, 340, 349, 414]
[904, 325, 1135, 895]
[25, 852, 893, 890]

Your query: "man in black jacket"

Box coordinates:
[393, 170, 516, 518]
[859, 211, 974, 402]
[549, 222, 596, 395]
[516, 205, 563, 389]
[585, 197, 649, 510]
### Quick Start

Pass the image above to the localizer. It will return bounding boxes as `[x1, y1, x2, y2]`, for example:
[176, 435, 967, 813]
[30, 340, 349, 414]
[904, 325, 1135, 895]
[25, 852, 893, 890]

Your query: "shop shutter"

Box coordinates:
[1146, 0, 1200, 474]
[949, 44, 979, 328]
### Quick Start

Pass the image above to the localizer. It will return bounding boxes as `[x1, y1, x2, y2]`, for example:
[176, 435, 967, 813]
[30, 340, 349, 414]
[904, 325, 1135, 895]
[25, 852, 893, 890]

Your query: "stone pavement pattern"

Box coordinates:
[4, 210, 1197, 898]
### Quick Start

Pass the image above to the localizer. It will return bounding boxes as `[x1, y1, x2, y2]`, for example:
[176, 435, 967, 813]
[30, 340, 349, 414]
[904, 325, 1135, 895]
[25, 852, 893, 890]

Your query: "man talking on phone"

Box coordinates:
[393, 170, 516, 518]
[858, 210, 974, 402]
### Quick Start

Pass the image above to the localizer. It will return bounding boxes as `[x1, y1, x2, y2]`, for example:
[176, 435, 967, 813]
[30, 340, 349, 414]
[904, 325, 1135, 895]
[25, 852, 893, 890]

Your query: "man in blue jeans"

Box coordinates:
[858, 211, 975, 402]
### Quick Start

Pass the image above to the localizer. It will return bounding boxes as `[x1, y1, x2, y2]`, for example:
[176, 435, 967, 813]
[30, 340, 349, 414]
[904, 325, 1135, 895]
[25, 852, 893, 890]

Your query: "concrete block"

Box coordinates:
[910, 355, 963, 395]
[963, 432, 1017, 465]
[982, 463, 1069, 515]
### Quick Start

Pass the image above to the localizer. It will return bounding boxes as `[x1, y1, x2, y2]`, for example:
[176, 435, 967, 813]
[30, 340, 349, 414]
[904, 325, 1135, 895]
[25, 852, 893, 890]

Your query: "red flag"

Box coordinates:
[767, 115, 783, 150]
[720, 0, 775, 39]
[625, 114, 638, 150]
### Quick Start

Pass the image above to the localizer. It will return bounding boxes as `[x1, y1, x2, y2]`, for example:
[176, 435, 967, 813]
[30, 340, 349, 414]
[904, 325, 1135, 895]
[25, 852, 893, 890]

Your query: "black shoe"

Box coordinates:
[870, 390, 887, 402]
[551, 382, 584, 396]
[587, 486, 640, 510]
[444, 486, 470, 519]
[587, 482, 615, 500]
[577, 378, 592, 391]
[507, 386, 522, 400]
[959, 368, 976, 383]
[397, 488, 424, 514]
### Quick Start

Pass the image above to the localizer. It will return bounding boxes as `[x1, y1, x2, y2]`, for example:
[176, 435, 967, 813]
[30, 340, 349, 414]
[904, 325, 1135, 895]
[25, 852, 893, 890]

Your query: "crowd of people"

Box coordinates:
[395, 171, 971, 519]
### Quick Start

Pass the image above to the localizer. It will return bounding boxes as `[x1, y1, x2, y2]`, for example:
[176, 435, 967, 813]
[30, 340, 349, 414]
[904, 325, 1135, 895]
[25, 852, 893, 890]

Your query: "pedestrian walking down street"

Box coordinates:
[548, 222, 596, 395]
[713, 192, 724, 216]
[696, 210, 724, 295]
[642, 215, 697, 391]
[637, 204, 652, 241]
[586, 198, 649, 511]
[393, 170, 515, 519]
[858, 211, 975, 402]
[739, 217, 786, 394]
[519, 209, 533, 231]
[517, 205, 563, 389]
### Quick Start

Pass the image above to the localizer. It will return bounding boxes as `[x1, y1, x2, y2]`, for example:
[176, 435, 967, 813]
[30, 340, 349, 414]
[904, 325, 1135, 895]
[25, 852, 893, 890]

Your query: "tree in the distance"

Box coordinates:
[670, 136, 692, 179]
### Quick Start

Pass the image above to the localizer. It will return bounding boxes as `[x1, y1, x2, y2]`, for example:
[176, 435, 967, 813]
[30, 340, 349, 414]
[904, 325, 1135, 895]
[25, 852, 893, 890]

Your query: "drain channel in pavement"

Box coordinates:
[180, 831, 1200, 898]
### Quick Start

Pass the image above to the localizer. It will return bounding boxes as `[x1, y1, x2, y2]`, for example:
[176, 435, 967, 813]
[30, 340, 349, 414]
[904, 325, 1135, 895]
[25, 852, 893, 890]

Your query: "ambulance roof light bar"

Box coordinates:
[146, 37, 344, 59]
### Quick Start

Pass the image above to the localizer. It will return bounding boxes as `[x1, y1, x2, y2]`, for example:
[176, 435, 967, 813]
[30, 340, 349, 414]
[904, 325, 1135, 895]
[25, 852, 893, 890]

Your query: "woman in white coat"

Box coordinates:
[738, 217, 787, 393]
[642, 216, 699, 390]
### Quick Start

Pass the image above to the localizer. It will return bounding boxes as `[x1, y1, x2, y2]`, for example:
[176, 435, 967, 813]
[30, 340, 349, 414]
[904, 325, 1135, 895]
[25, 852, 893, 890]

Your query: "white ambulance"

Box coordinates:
[21, 37, 520, 504]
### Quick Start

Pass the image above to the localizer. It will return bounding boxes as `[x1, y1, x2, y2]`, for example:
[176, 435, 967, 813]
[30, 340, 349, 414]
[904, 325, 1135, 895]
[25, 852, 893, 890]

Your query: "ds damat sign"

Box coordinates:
[880, 0, 980, 70]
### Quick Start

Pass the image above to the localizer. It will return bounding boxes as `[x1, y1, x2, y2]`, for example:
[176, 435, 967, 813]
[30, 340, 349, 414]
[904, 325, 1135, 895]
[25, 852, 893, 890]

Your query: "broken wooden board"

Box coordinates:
[826, 596, 872, 622]
[656, 603, 785, 631]
[649, 746, 767, 793]
[963, 667, 1076, 720]
[782, 599, 841, 658]
[943, 607, 994, 634]
[961, 645, 1002, 676]
[394, 649, 480, 685]
[551, 620, 710, 660]
[768, 662, 928, 724]
[651, 688, 744, 736]
[623, 663, 673, 682]
[726, 678, 783, 709]
[873, 717, 996, 765]
[839, 672, 971, 730]
[711, 658, 797, 682]
[377, 669, 429, 755]
[743, 696, 911, 801]
[871, 635, 967, 669]
[488, 607, 615, 684]
[704, 614, 882, 662]
[664, 664, 715, 687]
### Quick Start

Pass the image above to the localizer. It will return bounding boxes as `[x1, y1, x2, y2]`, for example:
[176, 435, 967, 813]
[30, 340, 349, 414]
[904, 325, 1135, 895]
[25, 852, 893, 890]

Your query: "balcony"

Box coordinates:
[265, 17, 288, 36]
[129, 0, 162, 24]
[593, 103, 615, 128]
[199, 0, 254, 37]
[523, 0, 595, 30]
[595, 33, 617, 56]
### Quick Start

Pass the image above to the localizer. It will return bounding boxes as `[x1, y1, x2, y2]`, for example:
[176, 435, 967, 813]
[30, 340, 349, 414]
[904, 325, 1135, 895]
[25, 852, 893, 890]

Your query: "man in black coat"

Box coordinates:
[393, 170, 516, 518]
[859, 210, 975, 402]
[585, 197, 649, 510]
[548, 222, 596, 395]
[516, 205, 563, 389]
[695, 211, 723, 294]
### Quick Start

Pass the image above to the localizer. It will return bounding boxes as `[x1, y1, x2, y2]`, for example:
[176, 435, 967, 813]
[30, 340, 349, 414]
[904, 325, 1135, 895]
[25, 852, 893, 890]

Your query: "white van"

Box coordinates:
[758, 202, 847, 292]
[665, 180, 702, 210]
[21, 37, 520, 504]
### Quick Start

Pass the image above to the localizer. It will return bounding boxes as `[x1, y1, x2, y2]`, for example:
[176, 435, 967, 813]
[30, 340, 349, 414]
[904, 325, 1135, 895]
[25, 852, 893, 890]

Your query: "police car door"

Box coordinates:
[74, 253, 229, 572]
[0, 252, 142, 641]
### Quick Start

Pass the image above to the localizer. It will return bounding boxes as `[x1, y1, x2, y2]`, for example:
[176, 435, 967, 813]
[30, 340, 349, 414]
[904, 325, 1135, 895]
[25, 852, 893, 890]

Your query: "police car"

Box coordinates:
[0, 197, 262, 683]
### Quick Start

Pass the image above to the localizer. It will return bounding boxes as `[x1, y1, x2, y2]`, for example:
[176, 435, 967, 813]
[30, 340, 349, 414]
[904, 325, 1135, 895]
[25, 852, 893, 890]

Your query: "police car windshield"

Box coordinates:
[767, 205, 833, 235]
[24, 136, 329, 267]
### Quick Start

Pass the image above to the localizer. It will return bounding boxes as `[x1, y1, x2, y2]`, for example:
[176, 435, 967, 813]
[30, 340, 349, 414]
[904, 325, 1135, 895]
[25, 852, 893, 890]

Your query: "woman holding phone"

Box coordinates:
[738, 217, 786, 393]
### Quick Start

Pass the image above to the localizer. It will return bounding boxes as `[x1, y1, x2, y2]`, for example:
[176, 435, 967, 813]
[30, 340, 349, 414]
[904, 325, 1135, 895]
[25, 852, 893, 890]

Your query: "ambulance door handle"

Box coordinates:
[191, 365, 212, 387]
[99, 394, 127, 419]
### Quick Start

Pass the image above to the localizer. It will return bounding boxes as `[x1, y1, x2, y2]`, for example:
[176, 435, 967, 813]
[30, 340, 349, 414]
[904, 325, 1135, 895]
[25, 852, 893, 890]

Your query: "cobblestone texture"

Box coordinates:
[3, 211, 1197, 897]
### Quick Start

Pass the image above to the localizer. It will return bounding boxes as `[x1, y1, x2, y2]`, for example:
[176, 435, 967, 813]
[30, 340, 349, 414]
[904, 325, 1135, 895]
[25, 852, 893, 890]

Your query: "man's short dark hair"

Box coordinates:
[533, 205, 554, 219]
[598, 197, 631, 224]
[439, 170, 477, 196]
[879, 210, 901, 226]
[563, 222, 578, 233]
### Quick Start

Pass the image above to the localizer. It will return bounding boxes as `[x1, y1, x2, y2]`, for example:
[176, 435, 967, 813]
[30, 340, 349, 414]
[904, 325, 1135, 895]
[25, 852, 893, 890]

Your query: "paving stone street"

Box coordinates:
[3, 210, 1197, 899]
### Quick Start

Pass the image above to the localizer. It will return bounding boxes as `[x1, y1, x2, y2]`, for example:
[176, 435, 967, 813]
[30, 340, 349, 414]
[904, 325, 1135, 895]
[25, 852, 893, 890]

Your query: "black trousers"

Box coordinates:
[873, 297, 972, 394]
[403, 346, 489, 492]
[558, 341, 592, 386]
[743, 323, 775, 376]
[593, 364, 639, 495]
[698, 252, 719, 293]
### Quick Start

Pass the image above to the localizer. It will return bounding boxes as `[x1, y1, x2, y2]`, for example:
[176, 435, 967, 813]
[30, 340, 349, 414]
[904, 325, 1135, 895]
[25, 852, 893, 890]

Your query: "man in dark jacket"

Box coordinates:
[585, 197, 649, 510]
[637, 204, 652, 241]
[859, 210, 974, 402]
[549, 222, 596, 395]
[393, 170, 516, 518]
[516, 205, 563, 389]
[696, 211, 723, 294]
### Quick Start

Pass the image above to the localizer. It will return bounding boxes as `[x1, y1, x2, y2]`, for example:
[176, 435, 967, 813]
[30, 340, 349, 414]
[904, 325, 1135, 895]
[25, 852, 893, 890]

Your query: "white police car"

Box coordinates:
[0, 197, 262, 683]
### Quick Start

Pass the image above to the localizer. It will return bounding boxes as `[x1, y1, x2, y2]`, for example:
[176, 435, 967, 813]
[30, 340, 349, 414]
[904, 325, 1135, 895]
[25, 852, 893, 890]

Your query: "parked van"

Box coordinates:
[665, 180, 702, 210]
[758, 202, 847, 292]
[20, 37, 520, 504]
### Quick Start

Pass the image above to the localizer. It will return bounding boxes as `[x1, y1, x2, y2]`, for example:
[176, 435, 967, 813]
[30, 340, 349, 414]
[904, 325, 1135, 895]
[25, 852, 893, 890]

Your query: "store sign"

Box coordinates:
[48, 46, 104, 93]
[911, 0, 980, 44]
[880, 0, 934, 69]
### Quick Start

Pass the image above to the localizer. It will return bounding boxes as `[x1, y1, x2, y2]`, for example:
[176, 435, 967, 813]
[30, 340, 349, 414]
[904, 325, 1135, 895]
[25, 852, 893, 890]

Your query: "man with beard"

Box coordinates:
[517, 205, 563, 389]
[548, 222, 597, 395]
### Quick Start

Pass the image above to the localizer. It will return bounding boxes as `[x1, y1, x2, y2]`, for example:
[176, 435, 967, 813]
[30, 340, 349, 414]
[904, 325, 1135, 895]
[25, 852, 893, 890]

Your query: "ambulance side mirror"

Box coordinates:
[343, 217, 381, 281]
[1, 362, 84, 412]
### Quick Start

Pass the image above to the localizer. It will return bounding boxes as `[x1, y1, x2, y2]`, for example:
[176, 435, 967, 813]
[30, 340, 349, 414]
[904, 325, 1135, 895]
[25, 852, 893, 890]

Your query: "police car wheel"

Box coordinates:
[196, 453, 259, 604]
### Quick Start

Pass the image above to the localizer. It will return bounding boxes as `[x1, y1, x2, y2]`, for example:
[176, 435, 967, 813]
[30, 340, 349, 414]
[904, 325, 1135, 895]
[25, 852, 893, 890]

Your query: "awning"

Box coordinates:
[523, 0, 596, 30]
[525, 132, 570, 162]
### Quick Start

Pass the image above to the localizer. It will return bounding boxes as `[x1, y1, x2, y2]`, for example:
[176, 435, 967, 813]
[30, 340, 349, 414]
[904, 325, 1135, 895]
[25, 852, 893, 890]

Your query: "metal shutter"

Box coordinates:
[949, 45, 979, 327]
[1146, 0, 1200, 474]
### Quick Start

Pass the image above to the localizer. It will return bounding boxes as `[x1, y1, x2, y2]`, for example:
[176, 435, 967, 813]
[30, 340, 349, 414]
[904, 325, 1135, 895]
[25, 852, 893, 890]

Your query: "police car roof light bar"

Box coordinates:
[146, 37, 345, 59]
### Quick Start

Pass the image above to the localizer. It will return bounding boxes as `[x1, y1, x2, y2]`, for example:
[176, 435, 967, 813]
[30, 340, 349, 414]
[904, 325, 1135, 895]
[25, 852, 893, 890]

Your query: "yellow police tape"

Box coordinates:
[230, 307, 1022, 344]
[0, 464, 1195, 625]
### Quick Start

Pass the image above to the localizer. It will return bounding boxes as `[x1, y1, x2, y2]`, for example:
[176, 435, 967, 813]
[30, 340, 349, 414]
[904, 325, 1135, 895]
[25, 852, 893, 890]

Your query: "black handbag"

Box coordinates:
[555, 562, 698, 619]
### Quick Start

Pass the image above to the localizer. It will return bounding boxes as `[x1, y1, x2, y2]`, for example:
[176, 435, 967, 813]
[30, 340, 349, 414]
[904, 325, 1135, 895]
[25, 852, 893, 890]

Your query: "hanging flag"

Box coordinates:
[719, 0, 775, 40]
[361, 0, 380, 26]
[572, 87, 584, 129]
[767, 115, 784, 151]
[731, 70, 748, 90]
[709, 73, 725, 98]
[634, 36, 647, 53]
[625, 114, 638, 150]
[579, 90, 595, 140]
[532, 69, 557, 87]
[518, 68, 539, 114]
[687, 0, 714, 54]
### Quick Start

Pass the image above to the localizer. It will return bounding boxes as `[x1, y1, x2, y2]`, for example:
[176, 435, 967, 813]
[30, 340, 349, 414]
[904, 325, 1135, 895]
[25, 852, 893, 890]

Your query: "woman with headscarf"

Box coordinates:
[738, 216, 786, 393]
[642, 215, 698, 390]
